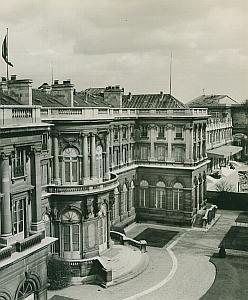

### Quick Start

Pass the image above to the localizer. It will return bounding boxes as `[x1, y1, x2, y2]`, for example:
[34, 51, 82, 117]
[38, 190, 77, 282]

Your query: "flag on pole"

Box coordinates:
[2, 35, 13, 67]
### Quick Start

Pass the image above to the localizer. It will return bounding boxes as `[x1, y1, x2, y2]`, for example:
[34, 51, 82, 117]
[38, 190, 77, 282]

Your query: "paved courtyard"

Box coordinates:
[48, 210, 243, 300]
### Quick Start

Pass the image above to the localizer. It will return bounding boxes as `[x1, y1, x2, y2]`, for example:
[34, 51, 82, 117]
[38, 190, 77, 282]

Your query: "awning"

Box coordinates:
[207, 145, 243, 158]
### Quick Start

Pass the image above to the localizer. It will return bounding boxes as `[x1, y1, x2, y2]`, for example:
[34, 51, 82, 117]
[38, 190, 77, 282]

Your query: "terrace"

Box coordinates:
[0, 105, 41, 127]
[46, 173, 119, 195]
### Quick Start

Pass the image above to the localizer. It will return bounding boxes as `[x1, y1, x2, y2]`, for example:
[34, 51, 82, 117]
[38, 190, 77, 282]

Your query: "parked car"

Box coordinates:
[210, 171, 221, 179]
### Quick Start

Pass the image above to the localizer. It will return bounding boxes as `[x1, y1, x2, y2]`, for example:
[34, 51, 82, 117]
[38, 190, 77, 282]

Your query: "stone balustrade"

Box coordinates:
[46, 173, 119, 195]
[110, 231, 147, 253]
[40, 107, 209, 121]
[0, 105, 41, 127]
[15, 232, 43, 252]
[0, 246, 12, 261]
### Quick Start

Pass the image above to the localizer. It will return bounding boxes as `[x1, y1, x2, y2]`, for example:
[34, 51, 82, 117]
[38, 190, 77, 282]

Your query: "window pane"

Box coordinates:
[65, 162, 70, 182]
[72, 162, 77, 182]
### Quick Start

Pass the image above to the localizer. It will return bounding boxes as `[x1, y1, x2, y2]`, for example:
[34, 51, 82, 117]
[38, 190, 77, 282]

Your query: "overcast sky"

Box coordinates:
[0, 0, 247, 102]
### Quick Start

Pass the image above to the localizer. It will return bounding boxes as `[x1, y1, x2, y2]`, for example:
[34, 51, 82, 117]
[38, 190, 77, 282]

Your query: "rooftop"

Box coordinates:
[188, 95, 239, 107]
[122, 93, 186, 109]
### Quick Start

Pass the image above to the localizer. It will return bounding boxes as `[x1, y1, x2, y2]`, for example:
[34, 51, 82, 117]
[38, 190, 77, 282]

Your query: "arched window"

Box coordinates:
[173, 182, 184, 210]
[122, 184, 128, 212]
[61, 210, 81, 259]
[63, 147, 79, 184]
[156, 181, 166, 208]
[140, 180, 149, 207]
[96, 145, 103, 180]
[17, 280, 35, 300]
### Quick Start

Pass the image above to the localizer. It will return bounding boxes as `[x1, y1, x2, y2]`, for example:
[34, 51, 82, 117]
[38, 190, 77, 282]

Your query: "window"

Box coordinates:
[17, 280, 35, 300]
[129, 181, 135, 208]
[62, 210, 81, 254]
[122, 127, 127, 139]
[173, 182, 184, 210]
[122, 184, 128, 212]
[13, 148, 25, 177]
[158, 126, 165, 139]
[175, 126, 183, 139]
[130, 126, 134, 138]
[43, 213, 51, 237]
[41, 133, 48, 150]
[114, 127, 119, 140]
[13, 199, 24, 235]
[140, 125, 148, 138]
[157, 145, 165, 161]
[96, 145, 103, 179]
[156, 181, 166, 208]
[63, 147, 79, 184]
[113, 188, 119, 220]
[140, 145, 148, 160]
[140, 180, 149, 207]
[174, 147, 185, 162]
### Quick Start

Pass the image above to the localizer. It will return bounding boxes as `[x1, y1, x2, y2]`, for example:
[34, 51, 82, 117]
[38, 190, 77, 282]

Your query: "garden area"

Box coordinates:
[134, 228, 178, 248]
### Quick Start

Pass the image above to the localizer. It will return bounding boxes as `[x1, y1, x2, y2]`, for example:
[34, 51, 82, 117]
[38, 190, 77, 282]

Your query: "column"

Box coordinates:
[149, 124, 156, 161]
[90, 133, 96, 179]
[105, 132, 110, 180]
[82, 134, 89, 183]
[0, 153, 12, 237]
[167, 124, 173, 161]
[185, 125, 192, 163]
[110, 126, 114, 167]
[119, 125, 123, 165]
[52, 134, 61, 185]
[199, 124, 203, 159]
[30, 146, 44, 232]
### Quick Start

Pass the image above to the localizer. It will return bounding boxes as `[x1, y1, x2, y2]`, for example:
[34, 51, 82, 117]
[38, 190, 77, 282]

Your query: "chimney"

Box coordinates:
[51, 79, 74, 107]
[104, 85, 124, 108]
[160, 91, 163, 100]
[38, 82, 51, 94]
[0, 77, 8, 93]
[7, 75, 33, 105]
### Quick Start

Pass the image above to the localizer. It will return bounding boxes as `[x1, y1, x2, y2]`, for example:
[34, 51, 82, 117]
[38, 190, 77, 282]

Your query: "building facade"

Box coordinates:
[188, 94, 242, 172]
[0, 76, 209, 294]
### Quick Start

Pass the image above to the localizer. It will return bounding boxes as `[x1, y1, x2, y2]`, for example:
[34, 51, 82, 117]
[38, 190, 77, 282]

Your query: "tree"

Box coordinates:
[47, 254, 72, 290]
[216, 179, 234, 192]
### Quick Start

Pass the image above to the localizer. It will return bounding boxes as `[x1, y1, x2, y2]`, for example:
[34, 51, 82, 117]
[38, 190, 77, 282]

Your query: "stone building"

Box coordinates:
[188, 94, 242, 171]
[0, 78, 56, 300]
[0, 76, 209, 293]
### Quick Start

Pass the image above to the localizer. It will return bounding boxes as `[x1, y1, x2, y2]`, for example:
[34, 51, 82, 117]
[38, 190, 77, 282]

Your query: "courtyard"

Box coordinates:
[48, 210, 248, 300]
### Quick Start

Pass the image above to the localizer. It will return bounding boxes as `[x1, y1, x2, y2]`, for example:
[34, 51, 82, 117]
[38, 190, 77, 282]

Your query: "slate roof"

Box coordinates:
[32, 89, 65, 107]
[73, 91, 110, 107]
[188, 95, 239, 107]
[122, 93, 186, 109]
[0, 91, 22, 105]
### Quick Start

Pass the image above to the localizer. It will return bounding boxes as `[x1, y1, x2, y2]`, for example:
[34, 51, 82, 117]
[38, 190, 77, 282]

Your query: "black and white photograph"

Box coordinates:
[0, 1, 247, 299]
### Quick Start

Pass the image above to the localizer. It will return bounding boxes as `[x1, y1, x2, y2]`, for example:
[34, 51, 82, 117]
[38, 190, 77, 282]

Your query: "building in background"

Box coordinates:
[188, 94, 242, 172]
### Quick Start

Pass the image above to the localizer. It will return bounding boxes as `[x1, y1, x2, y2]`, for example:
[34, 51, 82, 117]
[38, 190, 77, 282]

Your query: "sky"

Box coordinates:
[0, 0, 247, 103]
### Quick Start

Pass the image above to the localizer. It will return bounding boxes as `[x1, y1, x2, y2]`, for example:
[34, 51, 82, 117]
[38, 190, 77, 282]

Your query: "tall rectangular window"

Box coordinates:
[13, 199, 24, 235]
[175, 126, 183, 139]
[13, 149, 25, 177]
[114, 128, 119, 140]
[41, 133, 48, 151]
[158, 126, 165, 139]
[140, 126, 148, 138]
[140, 145, 148, 160]
[174, 147, 184, 162]
[122, 126, 127, 139]
[157, 145, 165, 161]
[41, 164, 48, 186]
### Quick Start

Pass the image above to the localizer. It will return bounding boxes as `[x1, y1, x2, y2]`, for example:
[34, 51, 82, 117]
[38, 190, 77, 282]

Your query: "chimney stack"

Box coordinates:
[7, 75, 33, 105]
[51, 79, 74, 107]
[0, 77, 8, 93]
[104, 85, 124, 108]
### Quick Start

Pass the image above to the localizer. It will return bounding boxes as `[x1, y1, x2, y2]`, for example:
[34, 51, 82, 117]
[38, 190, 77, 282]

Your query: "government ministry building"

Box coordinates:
[0, 76, 209, 299]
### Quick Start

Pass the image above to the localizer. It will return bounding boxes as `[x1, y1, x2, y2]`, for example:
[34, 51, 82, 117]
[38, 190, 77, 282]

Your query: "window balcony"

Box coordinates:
[46, 173, 119, 195]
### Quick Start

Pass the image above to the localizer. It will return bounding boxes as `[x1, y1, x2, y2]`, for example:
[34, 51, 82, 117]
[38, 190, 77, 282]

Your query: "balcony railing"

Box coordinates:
[0, 105, 41, 127]
[40, 107, 209, 121]
[47, 173, 119, 195]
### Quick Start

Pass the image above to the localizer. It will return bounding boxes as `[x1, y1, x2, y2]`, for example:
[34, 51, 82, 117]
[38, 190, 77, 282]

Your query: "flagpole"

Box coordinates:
[169, 51, 172, 98]
[6, 28, 9, 81]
